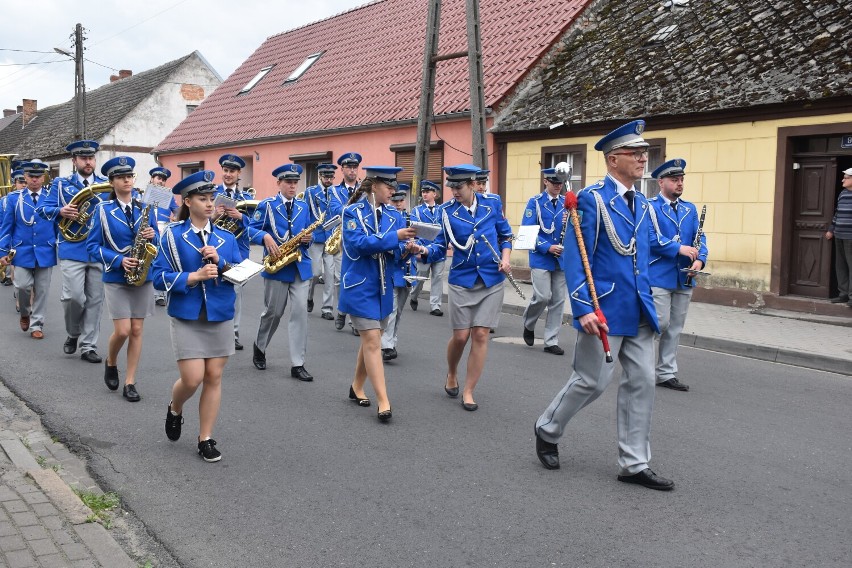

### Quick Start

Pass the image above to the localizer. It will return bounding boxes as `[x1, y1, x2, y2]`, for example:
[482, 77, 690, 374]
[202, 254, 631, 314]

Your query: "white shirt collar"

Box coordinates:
[607, 174, 634, 197]
[191, 221, 212, 235]
[116, 197, 133, 211]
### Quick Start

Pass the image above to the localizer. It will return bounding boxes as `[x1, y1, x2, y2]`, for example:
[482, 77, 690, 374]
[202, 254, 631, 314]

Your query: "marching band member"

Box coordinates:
[305, 163, 337, 320]
[340, 167, 418, 422]
[474, 168, 490, 194]
[38, 141, 108, 363]
[520, 168, 568, 355]
[0, 168, 26, 286]
[329, 152, 362, 333]
[152, 170, 241, 463]
[648, 159, 706, 392]
[248, 164, 315, 381]
[150, 166, 175, 307]
[0, 160, 56, 339]
[420, 165, 514, 411]
[86, 157, 159, 402]
[381, 184, 415, 361]
[215, 154, 252, 350]
[409, 180, 445, 316]
[534, 121, 683, 491]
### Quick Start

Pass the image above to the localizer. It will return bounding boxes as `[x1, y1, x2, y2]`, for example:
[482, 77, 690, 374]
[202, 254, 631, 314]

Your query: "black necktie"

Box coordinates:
[124, 204, 134, 226]
[428, 206, 434, 215]
[226, 188, 232, 199]
[31, 192, 38, 205]
[285, 201, 293, 220]
[83, 180, 89, 188]
[201, 230, 208, 246]
[467, 208, 473, 217]
[625, 190, 635, 214]
[551, 198, 557, 208]
[376, 208, 383, 226]
[671, 200, 678, 211]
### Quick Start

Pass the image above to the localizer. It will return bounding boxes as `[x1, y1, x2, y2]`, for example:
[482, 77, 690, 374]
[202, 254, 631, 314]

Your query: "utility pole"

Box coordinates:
[73, 23, 86, 140]
[465, 0, 488, 170]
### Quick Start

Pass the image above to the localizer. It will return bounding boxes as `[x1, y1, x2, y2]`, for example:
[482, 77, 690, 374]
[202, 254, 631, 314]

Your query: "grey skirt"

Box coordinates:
[170, 317, 235, 361]
[350, 315, 390, 331]
[105, 282, 155, 319]
[448, 281, 504, 330]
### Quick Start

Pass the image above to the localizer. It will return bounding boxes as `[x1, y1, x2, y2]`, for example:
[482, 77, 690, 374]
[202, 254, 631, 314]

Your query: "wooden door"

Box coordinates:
[788, 157, 836, 297]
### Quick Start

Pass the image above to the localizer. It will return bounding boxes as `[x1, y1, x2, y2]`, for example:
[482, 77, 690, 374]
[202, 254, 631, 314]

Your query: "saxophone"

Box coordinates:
[324, 225, 342, 255]
[263, 212, 325, 274]
[125, 204, 158, 286]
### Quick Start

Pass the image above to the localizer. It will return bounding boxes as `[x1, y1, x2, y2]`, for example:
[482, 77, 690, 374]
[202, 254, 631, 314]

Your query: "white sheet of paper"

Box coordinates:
[222, 258, 264, 286]
[142, 184, 173, 208]
[214, 194, 237, 209]
[513, 225, 540, 250]
[410, 221, 441, 240]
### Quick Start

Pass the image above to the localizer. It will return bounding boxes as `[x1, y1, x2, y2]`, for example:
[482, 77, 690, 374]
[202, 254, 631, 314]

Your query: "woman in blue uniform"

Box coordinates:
[86, 157, 158, 402]
[340, 167, 418, 422]
[151, 170, 240, 463]
[420, 165, 514, 411]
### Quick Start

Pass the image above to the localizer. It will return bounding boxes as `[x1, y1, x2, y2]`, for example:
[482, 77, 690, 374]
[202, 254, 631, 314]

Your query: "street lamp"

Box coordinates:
[53, 24, 86, 140]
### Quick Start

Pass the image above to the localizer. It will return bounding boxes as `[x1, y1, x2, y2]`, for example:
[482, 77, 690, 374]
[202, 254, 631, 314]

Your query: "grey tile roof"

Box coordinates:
[0, 112, 19, 135]
[0, 53, 196, 159]
[493, 0, 852, 133]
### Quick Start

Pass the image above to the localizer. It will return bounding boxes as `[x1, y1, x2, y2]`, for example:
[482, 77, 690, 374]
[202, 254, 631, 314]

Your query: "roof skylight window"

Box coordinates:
[239, 65, 274, 94]
[645, 24, 678, 46]
[284, 52, 323, 84]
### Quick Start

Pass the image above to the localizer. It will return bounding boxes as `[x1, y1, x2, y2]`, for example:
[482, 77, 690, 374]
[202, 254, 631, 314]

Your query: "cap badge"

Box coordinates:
[118, 157, 127, 165]
[82, 141, 91, 148]
[635, 123, 644, 135]
[204, 171, 215, 182]
[674, 159, 683, 167]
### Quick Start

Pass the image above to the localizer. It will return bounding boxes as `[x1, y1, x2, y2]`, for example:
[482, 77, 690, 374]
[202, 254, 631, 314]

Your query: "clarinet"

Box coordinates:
[371, 195, 386, 294]
[685, 205, 706, 286]
[480, 235, 525, 300]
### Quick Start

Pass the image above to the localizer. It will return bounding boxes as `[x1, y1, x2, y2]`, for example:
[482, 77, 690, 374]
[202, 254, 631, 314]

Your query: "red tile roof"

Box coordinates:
[156, 0, 588, 153]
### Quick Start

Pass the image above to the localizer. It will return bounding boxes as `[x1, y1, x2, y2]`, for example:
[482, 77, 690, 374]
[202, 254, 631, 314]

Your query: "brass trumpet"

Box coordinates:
[58, 182, 113, 242]
[213, 200, 260, 238]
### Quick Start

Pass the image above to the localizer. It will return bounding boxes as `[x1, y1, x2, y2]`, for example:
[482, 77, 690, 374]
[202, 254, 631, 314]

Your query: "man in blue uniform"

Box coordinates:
[215, 154, 251, 350]
[0, 169, 26, 286]
[149, 166, 174, 307]
[0, 160, 58, 339]
[521, 168, 567, 355]
[409, 180, 445, 315]
[534, 120, 685, 491]
[648, 159, 706, 392]
[38, 140, 107, 362]
[305, 163, 337, 320]
[329, 152, 361, 332]
[381, 184, 415, 361]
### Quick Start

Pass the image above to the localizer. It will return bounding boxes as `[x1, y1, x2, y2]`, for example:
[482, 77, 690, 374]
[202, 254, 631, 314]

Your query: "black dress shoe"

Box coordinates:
[382, 348, 394, 361]
[155, 297, 166, 307]
[430, 308, 443, 317]
[409, 299, 418, 311]
[252, 343, 266, 370]
[617, 468, 674, 491]
[122, 383, 141, 402]
[291, 366, 313, 381]
[543, 345, 564, 355]
[351, 326, 360, 336]
[165, 402, 183, 441]
[348, 385, 371, 407]
[462, 400, 478, 411]
[234, 335, 244, 350]
[335, 313, 346, 330]
[321, 312, 334, 320]
[63, 336, 78, 355]
[80, 350, 102, 364]
[829, 295, 849, 304]
[377, 407, 392, 423]
[658, 378, 689, 391]
[535, 431, 560, 470]
[523, 326, 534, 346]
[307, 299, 314, 312]
[104, 362, 119, 391]
[444, 375, 459, 398]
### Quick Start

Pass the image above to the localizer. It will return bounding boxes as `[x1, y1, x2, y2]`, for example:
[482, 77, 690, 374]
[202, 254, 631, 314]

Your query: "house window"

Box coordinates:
[239, 65, 274, 94]
[177, 161, 204, 178]
[633, 138, 666, 198]
[284, 52, 323, 84]
[186, 105, 198, 115]
[392, 142, 444, 209]
[644, 24, 678, 46]
[290, 152, 333, 193]
[541, 145, 586, 192]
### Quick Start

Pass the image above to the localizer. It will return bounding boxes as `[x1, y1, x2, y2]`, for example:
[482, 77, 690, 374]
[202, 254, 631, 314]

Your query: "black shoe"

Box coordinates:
[382, 348, 394, 361]
[291, 366, 313, 382]
[63, 336, 78, 355]
[122, 383, 140, 402]
[462, 400, 478, 411]
[617, 468, 674, 491]
[658, 378, 689, 391]
[252, 343, 266, 370]
[197, 438, 222, 463]
[535, 430, 560, 470]
[104, 362, 119, 391]
[430, 308, 443, 317]
[351, 326, 360, 336]
[155, 297, 166, 307]
[410, 299, 418, 311]
[444, 375, 459, 398]
[80, 350, 102, 364]
[234, 335, 243, 350]
[523, 326, 534, 346]
[348, 385, 371, 407]
[307, 299, 314, 312]
[543, 345, 564, 356]
[335, 314, 346, 330]
[165, 403, 183, 441]
[829, 295, 849, 304]
[321, 312, 334, 320]
[377, 407, 392, 423]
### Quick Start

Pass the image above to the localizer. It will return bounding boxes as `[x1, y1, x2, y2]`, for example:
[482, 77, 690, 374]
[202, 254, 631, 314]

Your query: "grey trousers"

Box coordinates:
[411, 259, 445, 310]
[333, 252, 345, 316]
[255, 276, 309, 367]
[308, 242, 334, 314]
[652, 286, 693, 382]
[522, 268, 567, 346]
[381, 285, 411, 349]
[59, 259, 104, 352]
[835, 238, 852, 298]
[536, 322, 656, 475]
[15, 267, 53, 332]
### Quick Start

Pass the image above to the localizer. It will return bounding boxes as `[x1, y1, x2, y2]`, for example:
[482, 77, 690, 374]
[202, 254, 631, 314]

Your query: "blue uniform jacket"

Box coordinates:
[328, 183, 357, 218]
[385, 207, 415, 288]
[563, 176, 676, 336]
[151, 220, 240, 322]
[410, 202, 446, 264]
[648, 194, 709, 289]
[86, 201, 161, 284]
[423, 193, 513, 288]
[338, 199, 400, 320]
[522, 192, 566, 271]
[38, 173, 108, 262]
[247, 194, 312, 283]
[0, 189, 57, 268]
[214, 184, 251, 261]
[305, 184, 336, 243]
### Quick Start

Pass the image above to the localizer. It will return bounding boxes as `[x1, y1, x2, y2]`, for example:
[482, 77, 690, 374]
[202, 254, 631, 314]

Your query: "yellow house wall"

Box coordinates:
[504, 112, 852, 290]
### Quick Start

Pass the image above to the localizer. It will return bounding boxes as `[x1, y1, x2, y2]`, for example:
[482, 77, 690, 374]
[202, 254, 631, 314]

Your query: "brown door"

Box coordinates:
[788, 157, 836, 297]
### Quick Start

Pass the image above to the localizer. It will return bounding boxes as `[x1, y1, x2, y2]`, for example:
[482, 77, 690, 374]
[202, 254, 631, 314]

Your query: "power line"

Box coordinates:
[88, 0, 192, 47]
[0, 60, 68, 67]
[0, 48, 57, 54]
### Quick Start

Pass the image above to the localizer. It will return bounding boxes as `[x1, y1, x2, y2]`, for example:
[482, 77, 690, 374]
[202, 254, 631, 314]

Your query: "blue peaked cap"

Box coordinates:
[65, 140, 99, 156]
[363, 166, 402, 188]
[594, 120, 650, 153]
[273, 164, 303, 180]
[219, 154, 246, 169]
[337, 152, 362, 166]
[100, 156, 135, 178]
[420, 180, 440, 192]
[173, 170, 217, 196]
[443, 164, 480, 182]
[651, 159, 687, 179]
[149, 166, 171, 180]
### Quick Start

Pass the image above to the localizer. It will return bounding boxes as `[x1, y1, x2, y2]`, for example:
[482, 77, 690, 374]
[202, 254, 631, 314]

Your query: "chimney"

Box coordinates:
[16, 105, 23, 113]
[119, 69, 132, 79]
[22, 99, 37, 127]
[3, 109, 15, 117]
[110, 75, 119, 82]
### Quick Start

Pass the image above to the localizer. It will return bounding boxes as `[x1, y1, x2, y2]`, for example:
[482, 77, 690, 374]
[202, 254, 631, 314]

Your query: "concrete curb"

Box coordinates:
[74, 523, 137, 568]
[26, 468, 92, 525]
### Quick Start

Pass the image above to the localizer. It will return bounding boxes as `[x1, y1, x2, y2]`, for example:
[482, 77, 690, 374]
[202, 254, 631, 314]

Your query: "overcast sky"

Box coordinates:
[1, 0, 364, 110]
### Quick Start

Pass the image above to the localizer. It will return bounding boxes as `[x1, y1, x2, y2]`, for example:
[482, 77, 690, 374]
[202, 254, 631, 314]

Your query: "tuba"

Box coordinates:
[213, 199, 260, 239]
[125, 204, 158, 286]
[263, 213, 325, 274]
[0, 154, 16, 198]
[58, 181, 113, 242]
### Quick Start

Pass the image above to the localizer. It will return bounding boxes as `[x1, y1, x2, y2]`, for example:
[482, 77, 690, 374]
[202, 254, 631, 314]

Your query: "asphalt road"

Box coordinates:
[0, 274, 850, 567]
